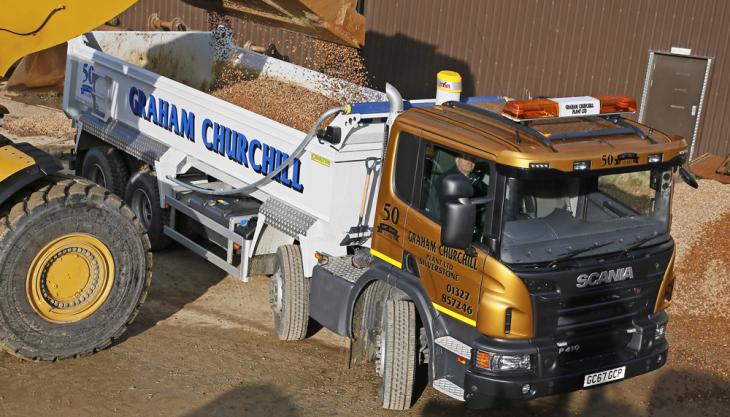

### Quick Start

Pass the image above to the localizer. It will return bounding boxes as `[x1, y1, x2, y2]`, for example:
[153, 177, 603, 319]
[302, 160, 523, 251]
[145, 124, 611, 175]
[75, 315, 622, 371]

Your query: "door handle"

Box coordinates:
[691, 105, 698, 116]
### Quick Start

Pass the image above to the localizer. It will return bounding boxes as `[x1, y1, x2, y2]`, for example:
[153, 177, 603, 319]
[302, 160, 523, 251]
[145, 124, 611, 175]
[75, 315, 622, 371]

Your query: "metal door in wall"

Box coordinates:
[640, 53, 710, 158]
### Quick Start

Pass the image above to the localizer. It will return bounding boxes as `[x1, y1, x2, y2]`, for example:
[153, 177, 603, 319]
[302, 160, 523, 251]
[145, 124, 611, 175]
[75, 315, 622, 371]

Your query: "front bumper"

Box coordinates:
[461, 311, 669, 409]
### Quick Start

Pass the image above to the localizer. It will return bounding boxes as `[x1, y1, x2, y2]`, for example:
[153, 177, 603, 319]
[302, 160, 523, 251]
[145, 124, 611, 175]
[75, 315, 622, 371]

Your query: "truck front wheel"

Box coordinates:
[376, 299, 417, 410]
[270, 245, 309, 341]
[0, 177, 152, 360]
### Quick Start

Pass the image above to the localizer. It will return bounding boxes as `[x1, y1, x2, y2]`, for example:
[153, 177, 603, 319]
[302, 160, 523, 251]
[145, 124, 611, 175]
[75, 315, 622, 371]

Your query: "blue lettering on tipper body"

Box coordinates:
[129, 86, 195, 142]
[162, 89, 303, 193]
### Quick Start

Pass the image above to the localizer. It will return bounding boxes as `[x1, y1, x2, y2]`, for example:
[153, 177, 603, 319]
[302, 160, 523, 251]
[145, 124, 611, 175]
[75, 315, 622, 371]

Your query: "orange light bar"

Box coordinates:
[596, 96, 637, 113]
[502, 95, 637, 121]
[502, 99, 559, 119]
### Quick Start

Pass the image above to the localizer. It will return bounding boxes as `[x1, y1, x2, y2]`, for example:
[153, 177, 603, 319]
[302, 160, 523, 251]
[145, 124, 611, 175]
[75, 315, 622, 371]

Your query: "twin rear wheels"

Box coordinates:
[271, 245, 310, 341]
[81, 147, 169, 251]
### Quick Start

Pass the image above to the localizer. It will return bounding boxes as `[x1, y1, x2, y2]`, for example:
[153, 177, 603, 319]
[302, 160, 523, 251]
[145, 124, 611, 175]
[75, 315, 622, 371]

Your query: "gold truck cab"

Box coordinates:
[370, 96, 689, 407]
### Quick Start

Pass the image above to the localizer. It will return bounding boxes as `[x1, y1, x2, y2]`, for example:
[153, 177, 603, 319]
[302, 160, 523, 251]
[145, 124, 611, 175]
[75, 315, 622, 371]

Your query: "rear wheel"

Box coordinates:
[0, 177, 152, 360]
[376, 299, 417, 410]
[270, 245, 309, 341]
[124, 171, 170, 251]
[81, 147, 129, 196]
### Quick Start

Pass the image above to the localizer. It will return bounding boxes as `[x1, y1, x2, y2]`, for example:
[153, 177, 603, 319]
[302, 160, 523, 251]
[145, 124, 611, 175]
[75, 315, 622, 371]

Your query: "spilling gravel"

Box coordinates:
[211, 77, 340, 132]
[2, 114, 75, 140]
[303, 37, 369, 87]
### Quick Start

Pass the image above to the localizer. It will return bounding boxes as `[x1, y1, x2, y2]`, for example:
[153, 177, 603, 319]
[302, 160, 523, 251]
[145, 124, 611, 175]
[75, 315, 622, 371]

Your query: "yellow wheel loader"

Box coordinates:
[0, 1, 150, 360]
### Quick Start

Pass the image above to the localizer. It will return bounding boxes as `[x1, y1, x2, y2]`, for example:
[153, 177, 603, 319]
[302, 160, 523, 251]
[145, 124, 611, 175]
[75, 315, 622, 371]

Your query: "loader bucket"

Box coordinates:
[0, 0, 137, 76]
[185, 0, 365, 48]
[5, 44, 67, 91]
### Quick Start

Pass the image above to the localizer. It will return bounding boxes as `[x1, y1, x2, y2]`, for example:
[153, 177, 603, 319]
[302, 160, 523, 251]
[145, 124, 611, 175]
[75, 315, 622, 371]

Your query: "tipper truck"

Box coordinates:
[63, 29, 698, 409]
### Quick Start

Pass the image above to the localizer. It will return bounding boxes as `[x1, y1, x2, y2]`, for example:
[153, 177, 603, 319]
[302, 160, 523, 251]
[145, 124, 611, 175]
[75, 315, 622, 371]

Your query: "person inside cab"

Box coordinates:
[422, 145, 490, 227]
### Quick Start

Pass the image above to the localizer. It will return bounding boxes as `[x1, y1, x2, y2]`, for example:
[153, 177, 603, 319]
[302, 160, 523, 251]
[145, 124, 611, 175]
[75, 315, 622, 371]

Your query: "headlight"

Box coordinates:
[475, 350, 532, 372]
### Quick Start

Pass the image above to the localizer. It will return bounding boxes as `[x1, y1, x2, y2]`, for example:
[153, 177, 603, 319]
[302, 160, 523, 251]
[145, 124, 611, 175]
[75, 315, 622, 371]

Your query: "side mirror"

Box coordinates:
[440, 174, 476, 250]
[679, 166, 699, 189]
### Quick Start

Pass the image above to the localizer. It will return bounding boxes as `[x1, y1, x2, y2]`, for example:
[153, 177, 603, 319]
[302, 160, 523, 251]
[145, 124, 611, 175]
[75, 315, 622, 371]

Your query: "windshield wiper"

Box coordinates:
[548, 241, 613, 268]
[622, 234, 661, 257]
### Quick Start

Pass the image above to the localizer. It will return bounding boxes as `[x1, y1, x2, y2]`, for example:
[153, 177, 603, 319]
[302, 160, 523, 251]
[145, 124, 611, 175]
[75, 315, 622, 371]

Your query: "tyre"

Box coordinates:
[270, 245, 309, 341]
[81, 146, 129, 196]
[124, 171, 170, 251]
[0, 176, 152, 360]
[376, 299, 417, 410]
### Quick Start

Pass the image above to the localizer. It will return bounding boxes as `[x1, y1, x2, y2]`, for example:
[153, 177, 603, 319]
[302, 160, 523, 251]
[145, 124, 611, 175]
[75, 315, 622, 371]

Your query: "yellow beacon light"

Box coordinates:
[436, 70, 462, 105]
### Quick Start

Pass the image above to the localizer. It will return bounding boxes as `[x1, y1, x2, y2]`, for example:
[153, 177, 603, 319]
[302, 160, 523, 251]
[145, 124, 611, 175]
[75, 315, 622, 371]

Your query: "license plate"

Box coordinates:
[583, 366, 626, 387]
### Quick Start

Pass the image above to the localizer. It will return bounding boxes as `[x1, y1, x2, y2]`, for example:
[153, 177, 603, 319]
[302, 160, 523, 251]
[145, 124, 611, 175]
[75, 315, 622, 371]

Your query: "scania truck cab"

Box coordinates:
[364, 95, 693, 408]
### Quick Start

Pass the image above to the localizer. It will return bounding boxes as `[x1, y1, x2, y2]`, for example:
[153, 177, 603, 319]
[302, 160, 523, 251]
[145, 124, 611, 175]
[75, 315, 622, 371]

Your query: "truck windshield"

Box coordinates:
[500, 168, 673, 265]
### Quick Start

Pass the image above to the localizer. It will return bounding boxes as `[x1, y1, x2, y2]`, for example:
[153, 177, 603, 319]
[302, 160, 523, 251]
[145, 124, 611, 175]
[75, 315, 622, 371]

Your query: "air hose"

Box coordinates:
[166, 106, 346, 196]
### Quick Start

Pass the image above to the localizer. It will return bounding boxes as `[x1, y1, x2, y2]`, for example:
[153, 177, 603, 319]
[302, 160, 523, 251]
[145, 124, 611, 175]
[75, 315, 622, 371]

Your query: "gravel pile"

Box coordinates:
[671, 180, 730, 262]
[211, 77, 340, 132]
[2, 114, 75, 140]
[667, 179, 730, 375]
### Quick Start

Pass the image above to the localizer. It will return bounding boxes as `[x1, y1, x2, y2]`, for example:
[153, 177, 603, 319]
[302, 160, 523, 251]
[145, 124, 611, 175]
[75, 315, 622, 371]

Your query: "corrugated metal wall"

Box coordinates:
[361, 0, 730, 158]
[117, 0, 730, 158]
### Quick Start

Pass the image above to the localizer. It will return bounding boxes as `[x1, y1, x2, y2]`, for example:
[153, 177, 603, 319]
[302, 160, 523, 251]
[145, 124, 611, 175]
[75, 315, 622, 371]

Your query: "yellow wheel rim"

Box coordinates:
[26, 233, 115, 324]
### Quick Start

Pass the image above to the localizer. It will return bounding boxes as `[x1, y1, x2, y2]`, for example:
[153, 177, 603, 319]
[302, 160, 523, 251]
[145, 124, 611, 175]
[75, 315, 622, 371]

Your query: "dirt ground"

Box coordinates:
[1, 89, 729, 417]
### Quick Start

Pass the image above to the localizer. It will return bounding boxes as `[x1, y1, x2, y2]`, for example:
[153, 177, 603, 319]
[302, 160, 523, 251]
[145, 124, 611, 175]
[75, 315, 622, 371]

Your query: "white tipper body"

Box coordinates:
[63, 31, 388, 276]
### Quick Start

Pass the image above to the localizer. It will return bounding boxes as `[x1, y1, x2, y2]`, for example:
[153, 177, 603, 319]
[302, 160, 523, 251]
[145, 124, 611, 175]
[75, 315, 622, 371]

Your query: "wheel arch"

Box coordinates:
[345, 263, 437, 382]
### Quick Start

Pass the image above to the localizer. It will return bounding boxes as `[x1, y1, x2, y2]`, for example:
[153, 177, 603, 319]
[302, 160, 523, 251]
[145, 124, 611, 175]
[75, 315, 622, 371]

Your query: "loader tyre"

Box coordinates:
[271, 245, 309, 341]
[124, 171, 170, 251]
[376, 300, 416, 410]
[81, 146, 129, 196]
[0, 177, 152, 361]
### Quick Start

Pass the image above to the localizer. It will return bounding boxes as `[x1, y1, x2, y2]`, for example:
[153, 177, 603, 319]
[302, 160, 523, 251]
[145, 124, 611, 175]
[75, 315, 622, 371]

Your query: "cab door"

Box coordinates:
[400, 132, 493, 327]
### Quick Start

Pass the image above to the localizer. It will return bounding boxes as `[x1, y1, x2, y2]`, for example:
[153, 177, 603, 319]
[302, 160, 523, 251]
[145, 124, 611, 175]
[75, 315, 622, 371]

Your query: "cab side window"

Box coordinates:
[420, 144, 458, 221]
[417, 142, 491, 224]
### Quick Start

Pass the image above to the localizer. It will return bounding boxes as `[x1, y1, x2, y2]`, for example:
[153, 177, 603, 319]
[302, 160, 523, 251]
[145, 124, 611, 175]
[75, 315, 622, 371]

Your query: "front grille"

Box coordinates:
[551, 280, 660, 364]
[557, 285, 651, 333]
[522, 269, 665, 367]
[516, 246, 673, 368]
